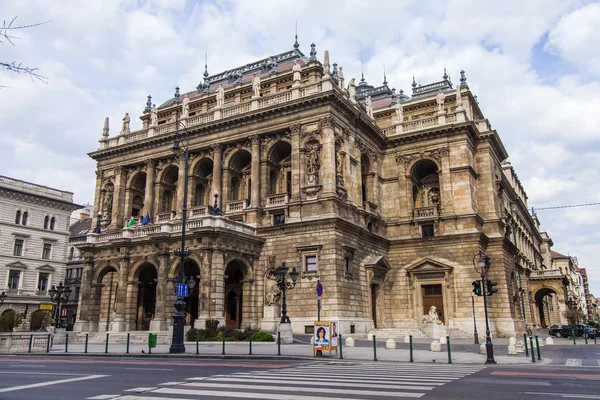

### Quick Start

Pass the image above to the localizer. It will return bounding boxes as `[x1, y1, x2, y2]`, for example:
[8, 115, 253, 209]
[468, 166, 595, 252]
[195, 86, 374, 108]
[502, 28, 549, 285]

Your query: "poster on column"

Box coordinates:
[313, 321, 338, 356]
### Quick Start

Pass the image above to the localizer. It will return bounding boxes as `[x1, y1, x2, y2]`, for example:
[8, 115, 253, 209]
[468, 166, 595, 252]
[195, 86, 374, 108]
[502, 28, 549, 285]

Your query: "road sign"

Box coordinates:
[176, 283, 189, 297]
[39, 304, 53, 311]
[316, 281, 323, 296]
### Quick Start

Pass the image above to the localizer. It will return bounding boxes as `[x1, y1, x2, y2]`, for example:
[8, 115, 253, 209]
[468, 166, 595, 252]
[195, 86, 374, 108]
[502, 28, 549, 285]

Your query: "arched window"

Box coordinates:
[21, 211, 28, 225]
[44, 216, 49, 229]
[50, 217, 55, 230]
[15, 210, 21, 224]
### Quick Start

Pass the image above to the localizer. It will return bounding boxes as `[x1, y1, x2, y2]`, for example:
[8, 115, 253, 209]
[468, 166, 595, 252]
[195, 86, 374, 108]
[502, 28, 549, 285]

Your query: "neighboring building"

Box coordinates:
[0, 175, 79, 330]
[64, 210, 92, 327]
[589, 295, 599, 321]
[577, 267, 592, 321]
[75, 43, 554, 338]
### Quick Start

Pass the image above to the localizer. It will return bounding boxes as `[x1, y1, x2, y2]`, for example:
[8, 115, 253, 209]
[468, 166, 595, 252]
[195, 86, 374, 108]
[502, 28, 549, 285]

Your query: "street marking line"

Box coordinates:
[0, 374, 109, 393]
[157, 387, 425, 399]
[184, 378, 435, 391]
[125, 368, 173, 371]
[566, 359, 583, 366]
[86, 395, 121, 400]
[491, 371, 600, 380]
[124, 387, 157, 392]
[523, 392, 600, 399]
[158, 383, 424, 397]
[8, 364, 47, 368]
[0, 371, 89, 376]
[207, 374, 447, 386]
[113, 393, 379, 400]
[597, 359, 600, 366]
[230, 371, 460, 381]
[157, 382, 185, 386]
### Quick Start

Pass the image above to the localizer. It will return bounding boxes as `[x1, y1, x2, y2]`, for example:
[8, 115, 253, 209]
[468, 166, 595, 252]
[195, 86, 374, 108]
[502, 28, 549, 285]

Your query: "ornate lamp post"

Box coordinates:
[0, 291, 7, 309]
[169, 87, 193, 354]
[270, 262, 299, 323]
[209, 192, 222, 216]
[471, 294, 479, 345]
[473, 250, 496, 364]
[48, 282, 72, 328]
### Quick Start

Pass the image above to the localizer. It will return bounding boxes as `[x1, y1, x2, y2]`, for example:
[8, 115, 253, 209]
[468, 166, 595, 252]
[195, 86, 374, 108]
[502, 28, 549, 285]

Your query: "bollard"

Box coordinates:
[84, 333, 89, 353]
[339, 334, 343, 359]
[222, 335, 226, 355]
[148, 333, 152, 354]
[277, 332, 281, 356]
[372, 335, 377, 362]
[105, 333, 109, 354]
[572, 328, 576, 345]
[595, 335, 597, 345]
[249, 332, 252, 355]
[28, 335, 33, 353]
[409, 335, 414, 363]
[126, 333, 130, 354]
[529, 336, 535, 363]
[196, 331, 199, 355]
[46, 334, 51, 353]
[524, 334, 529, 357]
[585, 334, 589, 345]
[535, 336, 541, 361]
[65, 334, 69, 353]
[446, 336, 452, 364]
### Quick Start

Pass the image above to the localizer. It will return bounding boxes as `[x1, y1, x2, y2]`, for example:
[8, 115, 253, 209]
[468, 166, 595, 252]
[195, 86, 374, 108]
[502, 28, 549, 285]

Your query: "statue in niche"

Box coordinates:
[266, 283, 281, 306]
[306, 145, 320, 183]
[216, 85, 225, 107]
[347, 78, 356, 100]
[150, 104, 158, 126]
[181, 97, 190, 119]
[336, 151, 343, 176]
[393, 101, 403, 123]
[422, 305, 442, 325]
[103, 190, 114, 215]
[365, 96, 374, 118]
[292, 62, 302, 83]
[436, 90, 445, 112]
[252, 74, 261, 97]
[428, 188, 440, 205]
[121, 113, 130, 133]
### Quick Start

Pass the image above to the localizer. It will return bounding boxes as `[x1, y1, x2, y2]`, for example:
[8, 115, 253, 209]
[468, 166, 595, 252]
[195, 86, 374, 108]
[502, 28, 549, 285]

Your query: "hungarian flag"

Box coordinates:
[126, 215, 137, 228]
[141, 212, 151, 226]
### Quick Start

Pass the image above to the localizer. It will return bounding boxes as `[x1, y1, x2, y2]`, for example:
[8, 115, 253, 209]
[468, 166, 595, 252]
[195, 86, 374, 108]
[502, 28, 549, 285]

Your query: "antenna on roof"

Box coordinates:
[293, 22, 299, 50]
[383, 65, 387, 85]
[443, 66, 448, 81]
[361, 62, 365, 83]
[412, 74, 417, 88]
[204, 53, 209, 79]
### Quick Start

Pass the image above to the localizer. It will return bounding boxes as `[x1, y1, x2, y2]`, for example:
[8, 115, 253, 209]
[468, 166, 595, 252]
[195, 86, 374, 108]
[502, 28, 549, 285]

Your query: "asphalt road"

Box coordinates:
[0, 355, 599, 399]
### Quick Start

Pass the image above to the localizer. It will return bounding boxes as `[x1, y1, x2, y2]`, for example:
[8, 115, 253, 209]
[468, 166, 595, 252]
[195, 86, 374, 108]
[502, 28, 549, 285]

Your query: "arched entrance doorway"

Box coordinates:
[535, 288, 559, 328]
[174, 259, 201, 328]
[98, 266, 118, 332]
[224, 260, 246, 329]
[135, 264, 157, 331]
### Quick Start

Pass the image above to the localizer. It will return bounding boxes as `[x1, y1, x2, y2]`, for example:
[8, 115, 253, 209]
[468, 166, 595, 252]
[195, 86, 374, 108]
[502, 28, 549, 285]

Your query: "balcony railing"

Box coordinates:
[156, 211, 175, 223]
[530, 269, 565, 279]
[226, 199, 248, 213]
[189, 206, 208, 218]
[265, 193, 289, 208]
[413, 205, 440, 220]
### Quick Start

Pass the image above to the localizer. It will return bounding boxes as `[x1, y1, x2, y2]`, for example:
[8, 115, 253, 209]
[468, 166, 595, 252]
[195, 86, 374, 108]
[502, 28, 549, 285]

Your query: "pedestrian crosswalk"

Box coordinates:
[87, 362, 483, 400]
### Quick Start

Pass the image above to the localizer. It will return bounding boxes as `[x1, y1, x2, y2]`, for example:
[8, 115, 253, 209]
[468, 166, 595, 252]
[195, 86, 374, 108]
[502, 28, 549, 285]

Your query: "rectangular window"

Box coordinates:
[38, 273, 49, 292]
[13, 239, 24, 256]
[274, 214, 285, 226]
[42, 243, 52, 260]
[8, 270, 20, 290]
[422, 224, 435, 238]
[75, 286, 80, 301]
[77, 268, 83, 278]
[305, 255, 317, 272]
[344, 256, 351, 273]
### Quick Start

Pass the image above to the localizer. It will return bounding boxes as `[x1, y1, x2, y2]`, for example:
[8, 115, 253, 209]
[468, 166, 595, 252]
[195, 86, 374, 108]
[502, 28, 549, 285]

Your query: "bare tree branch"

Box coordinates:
[1, 16, 52, 86]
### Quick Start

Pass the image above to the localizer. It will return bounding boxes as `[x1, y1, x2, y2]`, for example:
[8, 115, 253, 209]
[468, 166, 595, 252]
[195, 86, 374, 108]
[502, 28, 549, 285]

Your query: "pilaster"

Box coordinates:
[250, 135, 261, 207]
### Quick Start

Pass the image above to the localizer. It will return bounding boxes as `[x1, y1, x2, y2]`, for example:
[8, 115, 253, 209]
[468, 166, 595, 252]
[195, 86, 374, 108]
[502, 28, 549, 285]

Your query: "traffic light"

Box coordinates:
[486, 280, 498, 296]
[472, 280, 482, 296]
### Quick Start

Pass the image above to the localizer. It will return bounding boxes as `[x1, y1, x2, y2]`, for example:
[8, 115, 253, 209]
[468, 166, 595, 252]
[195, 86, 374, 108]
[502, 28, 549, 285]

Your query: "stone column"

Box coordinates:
[143, 159, 155, 217]
[321, 116, 336, 195]
[176, 155, 186, 216]
[211, 144, 223, 209]
[195, 250, 212, 329]
[110, 256, 130, 332]
[93, 170, 103, 229]
[290, 124, 301, 202]
[150, 251, 170, 331]
[210, 251, 225, 326]
[250, 135, 261, 207]
[111, 167, 127, 228]
[73, 260, 94, 332]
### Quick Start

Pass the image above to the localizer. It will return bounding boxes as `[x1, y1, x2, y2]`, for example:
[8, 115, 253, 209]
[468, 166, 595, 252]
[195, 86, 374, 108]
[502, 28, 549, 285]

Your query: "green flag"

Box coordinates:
[126, 215, 137, 228]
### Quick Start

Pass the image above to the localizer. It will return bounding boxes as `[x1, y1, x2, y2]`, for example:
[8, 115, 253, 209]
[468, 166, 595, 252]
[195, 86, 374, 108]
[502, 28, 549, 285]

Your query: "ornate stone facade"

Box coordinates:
[76, 46, 556, 338]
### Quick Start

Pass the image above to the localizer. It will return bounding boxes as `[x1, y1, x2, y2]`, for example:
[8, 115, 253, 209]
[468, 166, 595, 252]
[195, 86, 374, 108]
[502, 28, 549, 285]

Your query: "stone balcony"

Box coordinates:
[530, 269, 565, 280]
[412, 205, 440, 220]
[265, 193, 289, 208]
[226, 199, 248, 213]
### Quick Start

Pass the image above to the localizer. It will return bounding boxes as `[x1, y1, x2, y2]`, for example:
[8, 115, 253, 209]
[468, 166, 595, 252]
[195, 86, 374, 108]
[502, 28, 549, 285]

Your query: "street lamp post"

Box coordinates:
[471, 294, 479, 345]
[270, 262, 299, 323]
[0, 291, 7, 309]
[473, 250, 496, 364]
[48, 282, 72, 328]
[169, 87, 193, 354]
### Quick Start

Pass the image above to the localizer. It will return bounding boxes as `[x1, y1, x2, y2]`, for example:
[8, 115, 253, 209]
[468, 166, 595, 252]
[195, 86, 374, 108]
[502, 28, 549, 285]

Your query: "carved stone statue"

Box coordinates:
[393, 101, 403, 123]
[266, 283, 281, 305]
[436, 90, 445, 112]
[252, 74, 261, 97]
[456, 84, 463, 108]
[422, 305, 442, 325]
[292, 62, 302, 83]
[181, 97, 190, 119]
[347, 78, 356, 100]
[216, 84, 225, 107]
[121, 113, 130, 133]
[150, 104, 158, 126]
[103, 190, 114, 214]
[307, 147, 319, 175]
[365, 96, 374, 118]
[338, 66, 344, 89]
[336, 151, 343, 176]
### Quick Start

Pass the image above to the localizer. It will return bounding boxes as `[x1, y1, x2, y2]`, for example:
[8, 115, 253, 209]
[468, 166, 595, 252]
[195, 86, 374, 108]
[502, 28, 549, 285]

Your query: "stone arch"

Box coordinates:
[191, 157, 214, 207]
[132, 263, 158, 330]
[361, 153, 372, 204]
[410, 159, 441, 209]
[226, 149, 252, 202]
[301, 134, 321, 149]
[127, 171, 147, 217]
[170, 257, 202, 328]
[94, 264, 119, 284]
[95, 265, 118, 332]
[533, 286, 562, 328]
[158, 165, 179, 212]
[266, 141, 292, 195]
[224, 259, 249, 329]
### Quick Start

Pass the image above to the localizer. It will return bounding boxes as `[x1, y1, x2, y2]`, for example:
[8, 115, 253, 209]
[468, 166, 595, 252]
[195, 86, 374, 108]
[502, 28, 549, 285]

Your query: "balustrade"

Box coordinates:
[226, 199, 248, 213]
[412, 205, 439, 220]
[265, 193, 288, 207]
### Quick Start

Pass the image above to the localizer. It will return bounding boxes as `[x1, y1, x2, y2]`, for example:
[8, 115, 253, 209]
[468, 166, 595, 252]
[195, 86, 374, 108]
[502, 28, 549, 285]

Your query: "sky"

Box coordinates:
[1, 0, 599, 294]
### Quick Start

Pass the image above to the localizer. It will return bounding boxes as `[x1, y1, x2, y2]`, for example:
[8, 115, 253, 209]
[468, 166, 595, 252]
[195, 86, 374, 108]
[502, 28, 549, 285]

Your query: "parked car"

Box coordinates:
[551, 324, 597, 339]
[548, 324, 569, 338]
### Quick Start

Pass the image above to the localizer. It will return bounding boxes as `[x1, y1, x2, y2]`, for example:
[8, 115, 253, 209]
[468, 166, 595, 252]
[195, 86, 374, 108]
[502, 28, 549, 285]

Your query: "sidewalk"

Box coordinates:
[21, 339, 551, 365]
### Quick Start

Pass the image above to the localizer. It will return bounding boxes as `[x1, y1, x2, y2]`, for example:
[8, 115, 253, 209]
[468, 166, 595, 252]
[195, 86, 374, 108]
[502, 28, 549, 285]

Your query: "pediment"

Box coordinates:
[364, 256, 391, 281]
[405, 257, 453, 275]
[6, 261, 28, 270]
[37, 264, 56, 272]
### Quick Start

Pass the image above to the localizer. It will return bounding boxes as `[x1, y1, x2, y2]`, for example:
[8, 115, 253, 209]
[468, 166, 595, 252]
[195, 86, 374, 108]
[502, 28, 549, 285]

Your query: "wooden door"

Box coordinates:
[371, 283, 379, 328]
[422, 284, 444, 324]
